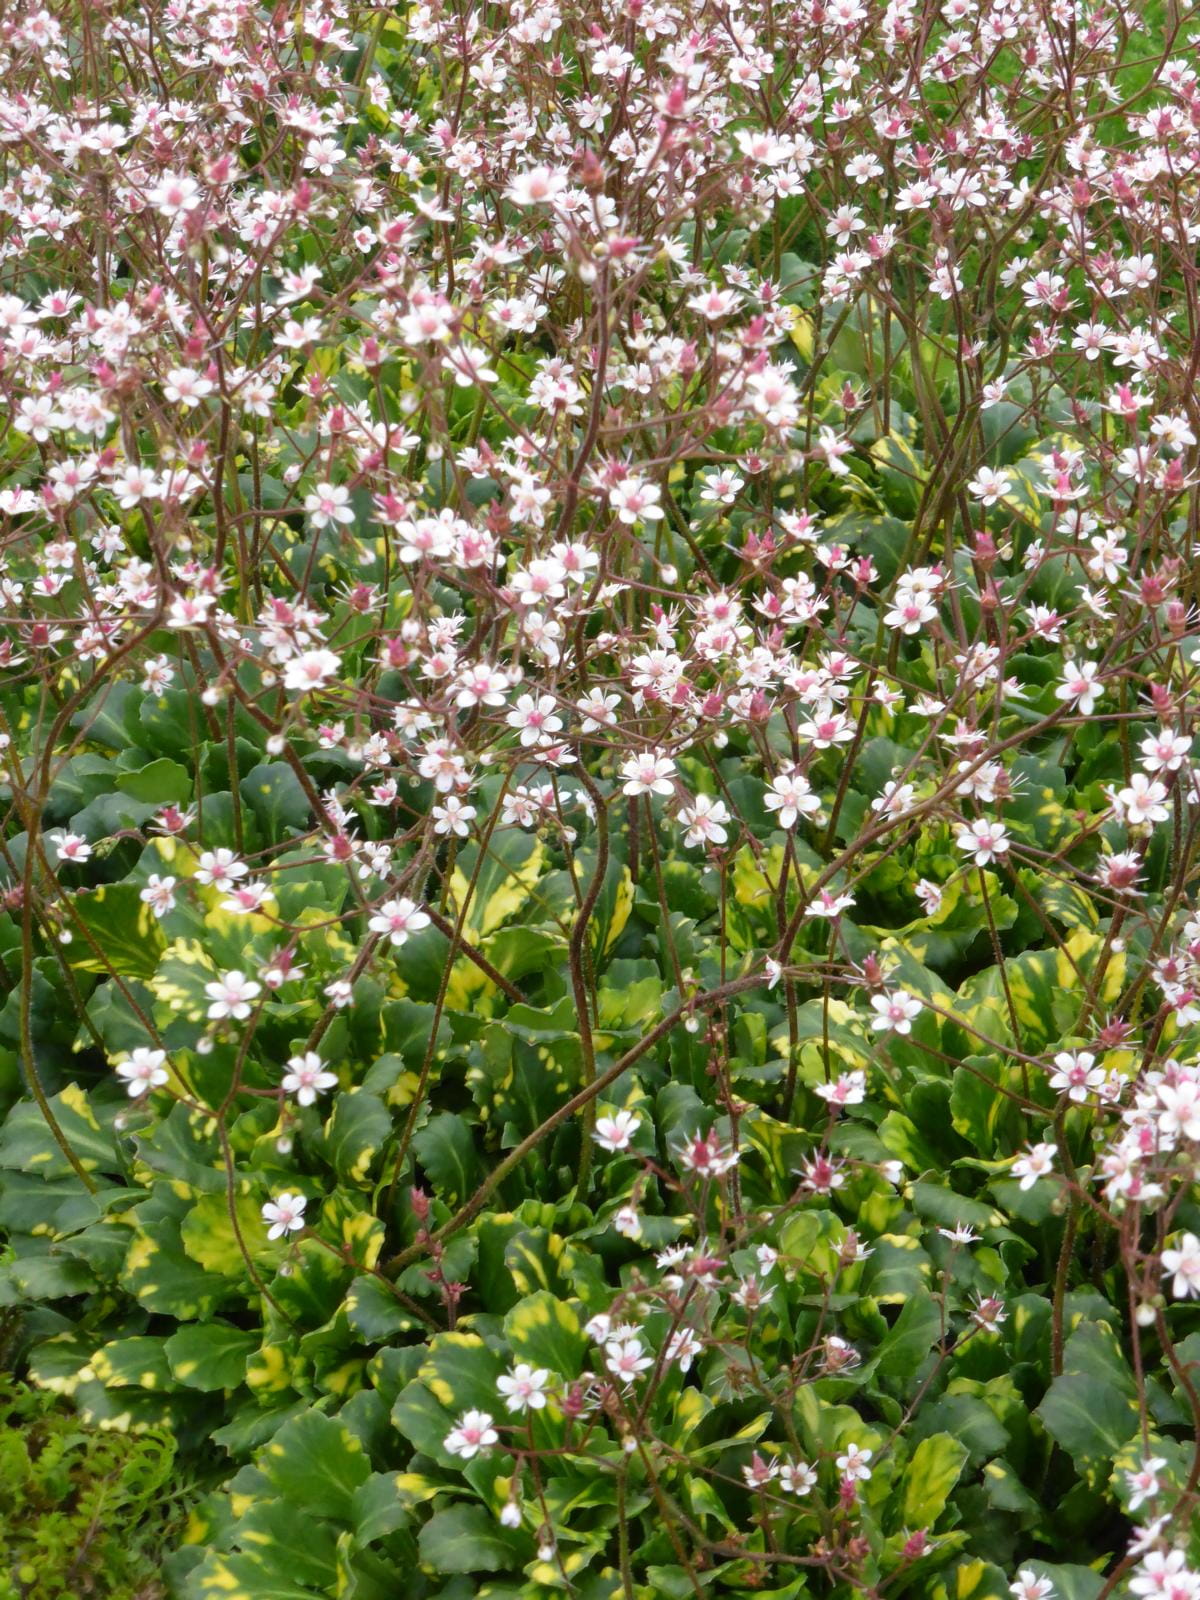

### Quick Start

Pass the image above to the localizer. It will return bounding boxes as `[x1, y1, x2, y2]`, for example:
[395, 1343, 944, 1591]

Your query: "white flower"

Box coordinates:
[139, 873, 178, 917]
[836, 1442, 873, 1482]
[665, 1328, 703, 1372]
[677, 1130, 739, 1175]
[955, 817, 1010, 865]
[869, 990, 922, 1034]
[743, 1451, 779, 1488]
[496, 1362, 551, 1414]
[1056, 659, 1102, 716]
[781, 1460, 816, 1494]
[163, 366, 214, 408]
[52, 831, 92, 863]
[115, 1048, 169, 1098]
[609, 477, 664, 525]
[505, 166, 568, 207]
[506, 693, 563, 747]
[1011, 1142, 1057, 1191]
[593, 1110, 641, 1152]
[1010, 1572, 1055, 1600]
[1157, 1079, 1200, 1141]
[1140, 729, 1192, 773]
[584, 1313, 613, 1344]
[885, 592, 938, 633]
[972, 1294, 1007, 1331]
[147, 173, 202, 217]
[194, 848, 248, 889]
[283, 649, 341, 693]
[304, 481, 354, 529]
[620, 752, 676, 797]
[1125, 1457, 1167, 1513]
[205, 969, 262, 1020]
[605, 1337, 654, 1382]
[432, 797, 476, 837]
[368, 896, 431, 946]
[765, 771, 821, 829]
[872, 781, 917, 817]
[815, 1070, 867, 1107]
[281, 1051, 338, 1107]
[677, 794, 731, 847]
[1112, 774, 1169, 827]
[967, 466, 1013, 505]
[262, 1191, 307, 1239]
[1162, 1233, 1200, 1299]
[1048, 1050, 1103, 1103]
[805, 888, 856, 919]
[444, 1409, 498, 1458]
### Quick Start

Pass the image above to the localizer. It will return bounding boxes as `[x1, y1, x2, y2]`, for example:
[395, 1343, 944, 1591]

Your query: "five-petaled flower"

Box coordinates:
[368, 897, 432, 947]
[205, 970, 262, 1021]
[444, 1410, 499, 1459]
[262, 1192, 307, 1239]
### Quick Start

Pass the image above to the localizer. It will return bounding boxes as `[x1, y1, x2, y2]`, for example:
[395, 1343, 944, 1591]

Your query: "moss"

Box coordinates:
[0, 1375, 188, 1600]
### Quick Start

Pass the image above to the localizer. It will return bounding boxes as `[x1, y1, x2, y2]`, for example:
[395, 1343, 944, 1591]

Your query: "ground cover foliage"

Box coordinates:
[0, 0, 1199, 1595]
[0, 1367, 184, 1600]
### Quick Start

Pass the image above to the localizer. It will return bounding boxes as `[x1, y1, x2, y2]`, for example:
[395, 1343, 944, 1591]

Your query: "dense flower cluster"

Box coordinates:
[1, 0, 1199, 1595]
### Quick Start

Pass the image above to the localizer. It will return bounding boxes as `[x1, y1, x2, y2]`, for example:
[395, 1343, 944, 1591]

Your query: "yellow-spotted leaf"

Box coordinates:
[90, 1335, 177, 1392]
[0, 1084, 119, 1177]
[447, 831, 545, 942]
[418, 1332, 506, 1416]
[164, 1323, 257, 1391]
[259, 1410, 370, 1522]
[417, 1503, 532, 1574]
[503, 1290, 586, 1380]
[185, 1551, 324, 1600]
[902, 1433, 970, 1528]
[180, 1189, 271, 1278]
[69, 884, 166, 977]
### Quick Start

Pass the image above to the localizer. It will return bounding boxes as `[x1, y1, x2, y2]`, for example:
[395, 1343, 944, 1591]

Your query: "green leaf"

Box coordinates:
[1036, 1325, 1139, 1477]
[915, 1395, 1010, 1469]
[503, 1290, 586, 1380]
[122, 1215, 232, 1319]
[240, 761, 311, 836]
[411, 1112, 481, 1206]
[260, 1410, 371, 1523]
[418, 1332, 506, 1416]
[929, 1559, 1011, 1600]
[948, 1057, 1023, 1158]
[165, 1323, 258, 1391]
[225, 1500, 338, 1591]
[417, 1503, 531, 1574]
[322, 1091, 392, 1186]
[70, 680, 142, 751]
[180, 1189, 271, 1278]
[0, 1084, 120, 1177]
[352, 1471, 411, 1544]
[448, 829, 545, 941]
[870, 430, 925, 517]
[115, 757, 192, 805]
[344, 1275, 420, 1341]
[982, 1459, 1042, 1516]
[877, 1290, 942, 1387]
[1017, 1565, 1104, 1600]
[90, 1335, 177, 1391]
[184, 1551, 324, 1600]
[69, 883, 166, 978]
[902, 1433, 969, 1529]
